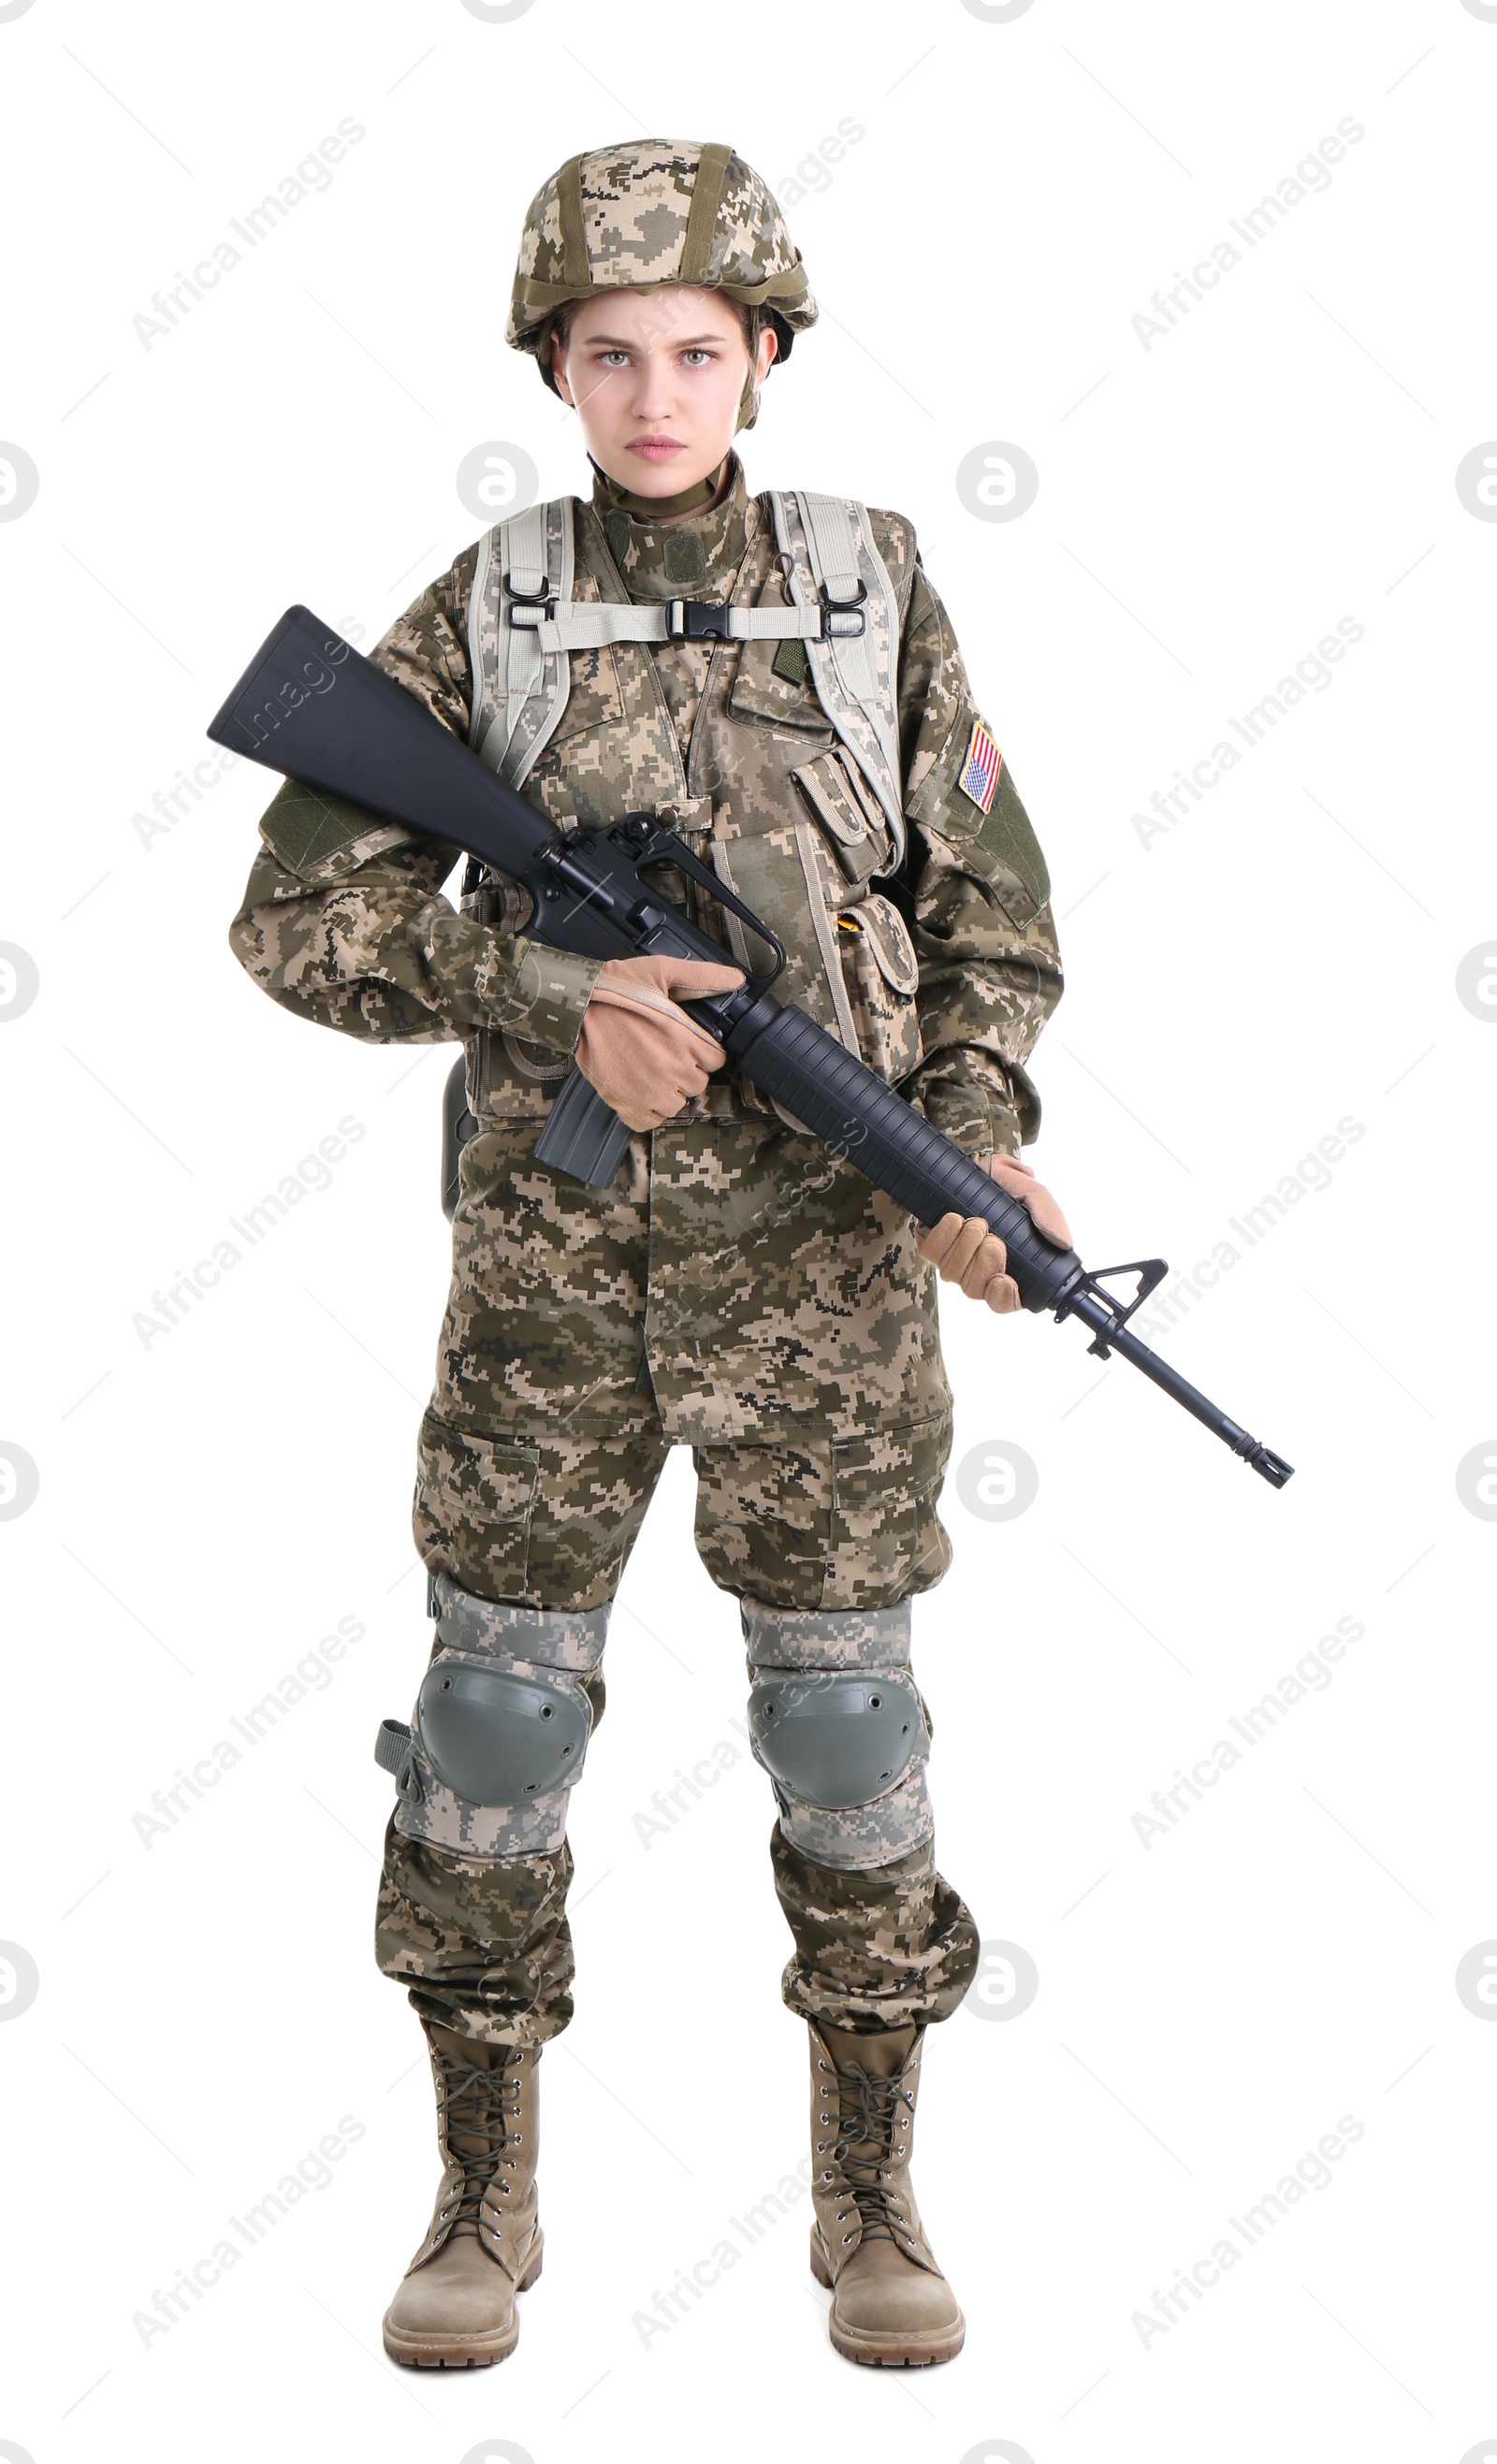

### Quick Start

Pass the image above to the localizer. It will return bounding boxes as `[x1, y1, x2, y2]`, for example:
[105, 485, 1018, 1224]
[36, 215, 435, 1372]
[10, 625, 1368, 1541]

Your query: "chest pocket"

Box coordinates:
[725, 631, 835, 737]
[521, 639, 677, 833]
[547, 643, 623, 742]
[710, 746, 922, 1085]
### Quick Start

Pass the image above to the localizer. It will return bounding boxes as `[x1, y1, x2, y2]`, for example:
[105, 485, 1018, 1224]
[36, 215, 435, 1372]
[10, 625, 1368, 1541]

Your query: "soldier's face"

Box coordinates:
[551, 286, 777, 498]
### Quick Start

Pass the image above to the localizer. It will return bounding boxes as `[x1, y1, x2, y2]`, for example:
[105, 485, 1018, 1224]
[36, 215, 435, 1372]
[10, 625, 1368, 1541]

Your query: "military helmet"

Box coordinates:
[506, 140, 817, 428]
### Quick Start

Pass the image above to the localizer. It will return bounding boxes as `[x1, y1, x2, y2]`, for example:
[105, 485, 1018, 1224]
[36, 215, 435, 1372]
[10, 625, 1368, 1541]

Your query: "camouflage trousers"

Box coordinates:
[374, 1115, 981, 2046]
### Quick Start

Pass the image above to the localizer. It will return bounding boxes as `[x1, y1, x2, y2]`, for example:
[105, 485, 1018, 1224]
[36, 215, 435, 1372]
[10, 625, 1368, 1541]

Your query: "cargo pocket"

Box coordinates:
[413, 1408, 541, 1601]
[791, 747, 890, 899]
[836, 893, 922, 1085]
[824, 1414, 954, 1609]
[790, 753, 920, 1085]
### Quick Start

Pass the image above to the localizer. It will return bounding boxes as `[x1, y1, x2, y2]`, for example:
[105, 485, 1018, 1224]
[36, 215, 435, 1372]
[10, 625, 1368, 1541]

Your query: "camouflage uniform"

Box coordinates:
[227, 151, 1063, 2053]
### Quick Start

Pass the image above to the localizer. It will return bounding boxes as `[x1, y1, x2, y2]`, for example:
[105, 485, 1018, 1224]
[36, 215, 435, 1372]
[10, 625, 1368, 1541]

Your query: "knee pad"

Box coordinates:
[376, 1574, 607, 1862]
[742, 1600, 934, 1872]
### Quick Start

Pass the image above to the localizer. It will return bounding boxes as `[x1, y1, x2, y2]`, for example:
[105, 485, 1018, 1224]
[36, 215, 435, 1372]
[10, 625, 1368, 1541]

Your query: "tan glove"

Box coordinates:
[574, 955, 746, 1133]
[916, 1152, 1074, 1315]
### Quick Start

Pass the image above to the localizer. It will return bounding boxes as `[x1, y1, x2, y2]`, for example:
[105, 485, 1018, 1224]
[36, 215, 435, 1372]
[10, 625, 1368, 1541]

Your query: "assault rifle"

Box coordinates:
[209, 608, 1293, 1488]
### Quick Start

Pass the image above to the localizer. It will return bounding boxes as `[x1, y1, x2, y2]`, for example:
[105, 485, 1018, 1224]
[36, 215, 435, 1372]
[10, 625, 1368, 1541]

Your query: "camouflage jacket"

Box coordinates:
[228, 456, 1063, 1158]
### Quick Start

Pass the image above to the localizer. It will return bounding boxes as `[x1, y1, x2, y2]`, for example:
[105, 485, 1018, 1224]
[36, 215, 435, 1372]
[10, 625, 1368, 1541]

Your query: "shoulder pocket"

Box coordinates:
[967, 764, 1050, 915]
[255, 780, 414, 885]
[907, 712, 1051, 921]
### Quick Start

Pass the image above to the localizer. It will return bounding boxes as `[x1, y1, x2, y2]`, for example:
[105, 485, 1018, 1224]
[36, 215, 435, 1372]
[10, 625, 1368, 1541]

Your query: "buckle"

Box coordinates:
[504, 572, 555, 626]
[818, 577, 867, 639]
[667, 600, 734, 643]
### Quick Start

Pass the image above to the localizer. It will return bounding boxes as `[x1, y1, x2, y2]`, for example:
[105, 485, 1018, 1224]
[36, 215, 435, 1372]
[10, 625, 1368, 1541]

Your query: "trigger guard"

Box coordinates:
[614, 814, 786, 990]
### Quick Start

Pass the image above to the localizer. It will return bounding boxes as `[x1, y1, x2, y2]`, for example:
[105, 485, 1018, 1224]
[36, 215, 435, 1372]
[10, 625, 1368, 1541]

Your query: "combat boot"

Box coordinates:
[383, 2022, 544, 2368]
[807, 2018, 965, 2366]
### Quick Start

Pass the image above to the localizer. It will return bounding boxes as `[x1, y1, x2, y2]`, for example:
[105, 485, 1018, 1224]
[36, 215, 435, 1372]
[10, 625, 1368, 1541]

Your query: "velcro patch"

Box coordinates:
[957, 718, 1003, 814]
[258, 780, 400, 880]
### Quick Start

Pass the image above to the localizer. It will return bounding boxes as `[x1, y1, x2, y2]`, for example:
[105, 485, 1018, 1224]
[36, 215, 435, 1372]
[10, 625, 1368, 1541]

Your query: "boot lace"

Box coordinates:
[433, 2048, 524, 2238]
[824, 2054, 916, 2246]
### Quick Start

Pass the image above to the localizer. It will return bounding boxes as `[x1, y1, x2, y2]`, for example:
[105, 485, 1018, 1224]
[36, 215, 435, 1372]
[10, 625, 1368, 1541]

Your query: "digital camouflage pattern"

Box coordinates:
[777, 1828, 978, 2033]
[379, 1797, 978, 2053]
[230, 804, 602, 1057]
[505, 138, 817, 380]
[767, 1762, 936, 1876]
[429, 1577, 609, 1672]
[228, 444, 1055, 2044]
[743, 1599, 915, 1670]
[416, 1115, 953, 1604]
[230, 456, 1063, 1161]
[592, 458, 750, 597]
[378, 1814, 581, 2052]
[378, 1815, 979, 2049]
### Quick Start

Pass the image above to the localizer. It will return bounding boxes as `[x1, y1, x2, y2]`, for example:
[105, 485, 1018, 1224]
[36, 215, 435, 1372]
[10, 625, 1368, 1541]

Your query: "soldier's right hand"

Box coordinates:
[575, 956, 745, 1133]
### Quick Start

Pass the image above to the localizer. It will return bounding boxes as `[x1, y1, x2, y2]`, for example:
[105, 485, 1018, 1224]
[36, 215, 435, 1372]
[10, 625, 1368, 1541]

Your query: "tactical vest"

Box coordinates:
[460, 488, 924, 1119]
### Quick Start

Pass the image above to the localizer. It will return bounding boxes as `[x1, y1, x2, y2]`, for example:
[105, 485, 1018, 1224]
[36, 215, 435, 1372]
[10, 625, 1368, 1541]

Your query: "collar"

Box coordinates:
[590, 453, 751, 603]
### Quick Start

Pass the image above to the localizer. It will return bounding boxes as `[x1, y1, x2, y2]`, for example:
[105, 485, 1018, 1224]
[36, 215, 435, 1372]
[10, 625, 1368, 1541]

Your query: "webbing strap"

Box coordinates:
[556, 153, 589, 288]
[516, 598, 829, 653]
[768, 490, 907, 862]
[374, 1718, 413, 1780]
[679, 141, 733, 284]
[797, 491, 905, 841]
[471, 500, 575, 788]
[498, 500, 552, 762]
[742, 1597, 912, 1672]
[429, 1572, 610, 1672]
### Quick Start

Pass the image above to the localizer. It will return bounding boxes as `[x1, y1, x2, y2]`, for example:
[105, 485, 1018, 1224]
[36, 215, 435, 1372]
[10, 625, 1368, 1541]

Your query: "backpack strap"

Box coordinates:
[468, 495, 576, 790]
[469, 487, 905, 851]
[767, 489, 906, 865]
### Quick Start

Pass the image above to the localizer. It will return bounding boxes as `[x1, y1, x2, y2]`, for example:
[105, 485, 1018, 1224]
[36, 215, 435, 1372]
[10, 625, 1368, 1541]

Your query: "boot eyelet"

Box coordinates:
[841, 2233, 853, 2244]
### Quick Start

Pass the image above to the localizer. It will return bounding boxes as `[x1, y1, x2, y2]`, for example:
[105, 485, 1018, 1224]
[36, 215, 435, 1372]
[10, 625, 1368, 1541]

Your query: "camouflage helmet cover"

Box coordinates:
[506, 139, 817, 422]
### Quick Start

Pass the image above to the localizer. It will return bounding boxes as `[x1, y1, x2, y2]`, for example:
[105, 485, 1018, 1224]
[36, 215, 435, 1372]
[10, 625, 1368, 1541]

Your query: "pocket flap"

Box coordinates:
[849, 893, 919, 995]
[791, 749, 889, 880]
[725, 569, 835, 732]
[416, 1409, 540, 1523]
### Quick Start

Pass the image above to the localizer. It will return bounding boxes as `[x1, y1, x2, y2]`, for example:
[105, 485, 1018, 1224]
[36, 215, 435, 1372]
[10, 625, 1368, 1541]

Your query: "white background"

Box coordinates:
[3, 3, 1495, 2459]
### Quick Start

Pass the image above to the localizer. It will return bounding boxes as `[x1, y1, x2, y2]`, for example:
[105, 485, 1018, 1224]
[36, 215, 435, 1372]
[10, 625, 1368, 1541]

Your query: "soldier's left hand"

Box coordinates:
[916, 1152, 1073, 1315]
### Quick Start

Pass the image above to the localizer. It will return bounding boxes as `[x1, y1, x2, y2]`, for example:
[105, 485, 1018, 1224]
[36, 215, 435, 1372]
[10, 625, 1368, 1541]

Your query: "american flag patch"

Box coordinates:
[957, 718, 1002, 814]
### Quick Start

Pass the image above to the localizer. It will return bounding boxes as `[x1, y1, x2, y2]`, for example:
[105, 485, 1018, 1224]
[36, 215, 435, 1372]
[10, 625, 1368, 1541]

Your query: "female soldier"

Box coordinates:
[229, 139, 1068, 2372]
